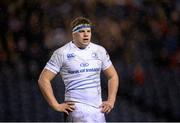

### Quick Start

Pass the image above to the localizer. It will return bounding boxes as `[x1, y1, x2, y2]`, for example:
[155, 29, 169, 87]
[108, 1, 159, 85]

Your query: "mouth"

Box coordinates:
[83, 38, 89, 41]
[83, 39, 89, 43]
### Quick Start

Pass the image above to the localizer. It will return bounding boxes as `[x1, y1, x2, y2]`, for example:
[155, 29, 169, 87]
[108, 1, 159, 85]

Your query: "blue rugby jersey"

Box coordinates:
[45, 41, 112, 107]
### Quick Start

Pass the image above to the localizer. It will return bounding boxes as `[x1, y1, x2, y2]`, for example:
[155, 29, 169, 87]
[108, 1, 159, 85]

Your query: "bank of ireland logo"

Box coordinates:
[91, 52, 98, 59]
[80, 62, 89, 67]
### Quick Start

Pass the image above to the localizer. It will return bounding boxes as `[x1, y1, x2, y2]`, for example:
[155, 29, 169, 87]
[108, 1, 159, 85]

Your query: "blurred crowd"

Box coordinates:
[0, 0, 180, 121]
[0, 0, 180, 80]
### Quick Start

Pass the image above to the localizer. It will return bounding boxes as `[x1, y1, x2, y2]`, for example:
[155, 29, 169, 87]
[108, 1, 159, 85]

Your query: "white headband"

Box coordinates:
[72, 24, 91, 33]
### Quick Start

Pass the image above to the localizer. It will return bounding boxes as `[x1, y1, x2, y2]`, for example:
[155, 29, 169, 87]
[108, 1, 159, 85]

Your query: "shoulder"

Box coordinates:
[53, 42, 71, 55]
[90, 42, 107, 53]
[90, 42, 106, 51]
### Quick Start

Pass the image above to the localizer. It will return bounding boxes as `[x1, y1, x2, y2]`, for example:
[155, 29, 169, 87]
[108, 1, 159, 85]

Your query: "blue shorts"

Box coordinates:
[65, 102, 106, 122]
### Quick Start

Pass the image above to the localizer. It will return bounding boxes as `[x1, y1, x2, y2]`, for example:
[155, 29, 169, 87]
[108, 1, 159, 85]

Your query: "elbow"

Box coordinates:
[115, 71, 119, 82]
[38, 76, 44, 87]
[38, 76, 50, 87]
[38, 78, 42, 86]
[117, 74, 119, 83]
[112, 74, 119, 87]
[109, 74, 119, 85]
[113, 73, 119, 82]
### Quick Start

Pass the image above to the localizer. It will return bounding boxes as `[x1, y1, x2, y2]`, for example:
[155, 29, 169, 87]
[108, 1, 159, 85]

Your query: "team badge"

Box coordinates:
[91, 52, 98, 59]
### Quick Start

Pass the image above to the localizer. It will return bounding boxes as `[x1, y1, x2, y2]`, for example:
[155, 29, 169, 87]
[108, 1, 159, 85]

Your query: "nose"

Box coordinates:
[84, 32, 88, 37]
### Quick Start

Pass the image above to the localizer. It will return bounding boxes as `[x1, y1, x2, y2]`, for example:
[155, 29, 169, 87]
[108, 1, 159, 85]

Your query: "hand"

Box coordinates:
[100, 101, 114, 114]
[53, 102, 75, 115]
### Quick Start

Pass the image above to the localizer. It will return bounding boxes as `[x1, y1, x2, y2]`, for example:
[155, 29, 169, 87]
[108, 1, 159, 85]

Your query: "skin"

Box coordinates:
[72, 28, 91, 49]
[38, 69, 75, 115]
[38, 27, 119, 115]
[100, 65, 119, 113]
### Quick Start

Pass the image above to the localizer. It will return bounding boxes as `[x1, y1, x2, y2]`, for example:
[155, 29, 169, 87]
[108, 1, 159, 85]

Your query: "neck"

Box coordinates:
[72, 41, 86, 49]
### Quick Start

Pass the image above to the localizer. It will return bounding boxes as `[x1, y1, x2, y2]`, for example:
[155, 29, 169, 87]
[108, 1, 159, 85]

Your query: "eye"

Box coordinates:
[79, 30, 85, 33]
[87, 30, 91, 33]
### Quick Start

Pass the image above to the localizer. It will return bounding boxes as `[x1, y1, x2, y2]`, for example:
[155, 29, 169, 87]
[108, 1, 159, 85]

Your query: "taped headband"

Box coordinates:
[72, 24, 91, 33]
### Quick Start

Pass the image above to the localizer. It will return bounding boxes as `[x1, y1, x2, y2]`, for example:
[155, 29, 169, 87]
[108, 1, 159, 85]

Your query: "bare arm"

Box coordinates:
[101, 65, 119, 113]
[38, 69, 74, 114]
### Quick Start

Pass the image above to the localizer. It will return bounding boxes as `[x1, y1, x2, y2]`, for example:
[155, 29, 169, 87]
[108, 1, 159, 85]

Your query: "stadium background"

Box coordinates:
[0, 0, 180, 121]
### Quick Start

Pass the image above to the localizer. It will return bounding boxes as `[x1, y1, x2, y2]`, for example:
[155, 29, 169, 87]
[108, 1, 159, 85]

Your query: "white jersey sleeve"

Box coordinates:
[45, 50, 63, 74]
[101, 47, 112, 70]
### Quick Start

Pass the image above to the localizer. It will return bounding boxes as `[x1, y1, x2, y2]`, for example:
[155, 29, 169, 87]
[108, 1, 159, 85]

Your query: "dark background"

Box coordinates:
[0, 0, 180, 121]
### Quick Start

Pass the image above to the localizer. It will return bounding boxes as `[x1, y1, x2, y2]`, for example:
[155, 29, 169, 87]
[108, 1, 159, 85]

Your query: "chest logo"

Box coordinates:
[67, 53, 75, 59]
[80, 63, 89, 67]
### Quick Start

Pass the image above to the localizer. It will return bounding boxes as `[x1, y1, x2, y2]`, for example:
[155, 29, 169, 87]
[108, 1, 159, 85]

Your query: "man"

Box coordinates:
[38, 17, 119, 122]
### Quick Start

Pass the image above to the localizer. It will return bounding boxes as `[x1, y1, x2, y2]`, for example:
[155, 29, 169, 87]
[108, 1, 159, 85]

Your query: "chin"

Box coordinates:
[80, 44, 88, 49]
[83, 41, 90, 45]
